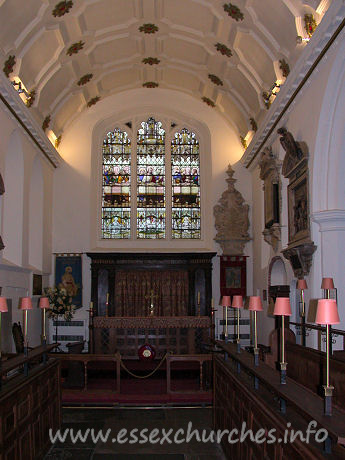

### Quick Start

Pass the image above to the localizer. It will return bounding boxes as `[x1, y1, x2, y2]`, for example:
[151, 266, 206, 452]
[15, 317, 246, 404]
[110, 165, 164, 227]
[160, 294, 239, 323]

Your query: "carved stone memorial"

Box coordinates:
[214, 164, 250, 255]
[258, 146, 282, 252]
[277, 128, 316, 278]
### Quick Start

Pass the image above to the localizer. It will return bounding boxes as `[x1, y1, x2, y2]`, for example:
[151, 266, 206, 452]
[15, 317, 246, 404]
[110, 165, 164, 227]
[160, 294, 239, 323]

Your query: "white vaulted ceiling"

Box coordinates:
[0, 0, 330, 143]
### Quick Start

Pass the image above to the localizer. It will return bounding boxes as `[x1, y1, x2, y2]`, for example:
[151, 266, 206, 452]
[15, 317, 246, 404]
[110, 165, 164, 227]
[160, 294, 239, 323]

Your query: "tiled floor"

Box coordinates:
[44, 407, 226, 460]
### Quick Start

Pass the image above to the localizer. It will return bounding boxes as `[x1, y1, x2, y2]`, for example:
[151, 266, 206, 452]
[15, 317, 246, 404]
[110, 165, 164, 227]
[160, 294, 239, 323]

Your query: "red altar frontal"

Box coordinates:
[90, 316, 211, 358]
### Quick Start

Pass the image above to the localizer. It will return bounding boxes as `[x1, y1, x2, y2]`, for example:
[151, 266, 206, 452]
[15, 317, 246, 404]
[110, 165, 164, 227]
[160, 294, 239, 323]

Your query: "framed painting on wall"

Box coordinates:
[220, 255, 247, 299]
[55, 255, 82, 308]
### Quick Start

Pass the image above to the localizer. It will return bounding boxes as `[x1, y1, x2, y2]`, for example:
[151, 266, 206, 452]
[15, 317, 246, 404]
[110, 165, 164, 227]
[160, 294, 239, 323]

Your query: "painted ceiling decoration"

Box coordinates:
[3, 55, 15, 77]
[42, 115, 51, 132]
[87, 96, 101, 107]
[139, 23, 159, 34]
[143, 82, 159, 88]
[223, 3, 244, 21]
[304, 14, 318, 37]
[250, 118, 257, 132]
[52, 1, 74, 17]
[66, 41, 85, 56]
[214, 43, 233, 58]
[0, 0, 330, 152]
[240, 135, 247, 149]
[142, 57, 160, 65]
[208, 74, 223, 86]
[77, 73, 93, 86]
[55, 134, 62, 148]
[202, 97, 216, 108]
[279, 59, 290, 78]
[25, 89, 36, 108]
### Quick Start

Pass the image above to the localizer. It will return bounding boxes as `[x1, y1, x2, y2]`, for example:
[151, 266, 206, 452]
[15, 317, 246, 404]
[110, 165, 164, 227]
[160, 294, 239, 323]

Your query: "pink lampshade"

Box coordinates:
[321, 277, 334, 290]
[232, 295, 243, 309]
[0, 297, 8, 313]
[315, 299, 340, 325]
[221, 296, 231, 307]
[273, 297, 292, 316]
[20, 297, 33, 310]
[297, 279, 308, 290]
[39, 297, 50, 309]
[249, 296, 263, 312]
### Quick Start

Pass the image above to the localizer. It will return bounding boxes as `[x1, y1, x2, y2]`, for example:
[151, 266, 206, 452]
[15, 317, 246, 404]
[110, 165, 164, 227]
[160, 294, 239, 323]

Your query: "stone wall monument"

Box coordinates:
[214, 164, 250, 255]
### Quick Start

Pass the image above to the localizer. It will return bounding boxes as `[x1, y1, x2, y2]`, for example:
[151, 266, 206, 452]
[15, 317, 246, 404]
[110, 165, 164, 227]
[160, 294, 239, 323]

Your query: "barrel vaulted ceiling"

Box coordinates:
[0, 0, 330, 147]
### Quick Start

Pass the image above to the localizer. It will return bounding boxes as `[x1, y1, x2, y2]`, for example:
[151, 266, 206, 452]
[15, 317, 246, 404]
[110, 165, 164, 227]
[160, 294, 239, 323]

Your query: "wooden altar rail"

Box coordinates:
[0, 343, 58, 389]
[214, 341, 345, 458]
[0, 345, 61, 460]
[52, 353, 212, 396]
[166, 354, 212, 394]
[54, 354, 121, 393]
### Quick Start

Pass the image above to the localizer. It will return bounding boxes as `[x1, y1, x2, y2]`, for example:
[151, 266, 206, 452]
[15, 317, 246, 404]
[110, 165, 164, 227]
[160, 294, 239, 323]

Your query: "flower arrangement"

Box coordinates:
[45, 286, 76, 321]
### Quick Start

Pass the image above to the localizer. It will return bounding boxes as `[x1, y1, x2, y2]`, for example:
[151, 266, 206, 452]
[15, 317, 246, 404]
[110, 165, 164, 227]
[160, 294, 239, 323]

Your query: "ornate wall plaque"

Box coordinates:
[258, 147, 281, 251]
[214, 165, 250, 255]
[278, 128, 316, 277]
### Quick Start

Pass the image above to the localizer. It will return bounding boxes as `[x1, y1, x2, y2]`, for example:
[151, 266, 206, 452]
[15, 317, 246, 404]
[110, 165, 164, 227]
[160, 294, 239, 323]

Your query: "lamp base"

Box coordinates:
[254, 347, 259, 366]
[280, 362, 287, 385]
[323, 385, 334, 416]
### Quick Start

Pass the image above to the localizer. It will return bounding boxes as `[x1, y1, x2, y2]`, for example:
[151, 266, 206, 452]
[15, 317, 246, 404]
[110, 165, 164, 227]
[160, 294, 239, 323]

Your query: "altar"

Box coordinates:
[91, 316, 211, 358]
[87, 252, 216, 358]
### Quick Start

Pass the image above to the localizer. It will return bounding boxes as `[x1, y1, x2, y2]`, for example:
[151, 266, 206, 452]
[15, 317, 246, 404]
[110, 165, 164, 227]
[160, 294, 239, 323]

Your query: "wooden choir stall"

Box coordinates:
[87, 252, 216, 358]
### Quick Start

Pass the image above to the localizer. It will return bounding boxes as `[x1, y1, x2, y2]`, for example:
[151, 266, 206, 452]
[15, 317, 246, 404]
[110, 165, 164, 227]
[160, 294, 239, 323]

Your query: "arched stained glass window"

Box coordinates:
[171, 128, 201, 238]
[137, 117, 166, 239]
[101, 128, 131, 239]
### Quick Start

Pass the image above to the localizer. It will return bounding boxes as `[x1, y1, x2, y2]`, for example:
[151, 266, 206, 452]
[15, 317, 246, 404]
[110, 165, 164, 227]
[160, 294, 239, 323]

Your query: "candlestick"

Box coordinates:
[0, 297, 8, 362]
[106, 293, 109, 317]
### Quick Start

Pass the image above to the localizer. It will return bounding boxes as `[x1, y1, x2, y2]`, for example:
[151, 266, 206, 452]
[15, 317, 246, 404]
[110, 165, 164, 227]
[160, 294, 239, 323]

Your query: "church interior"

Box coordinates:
[0, 0, 344, 459]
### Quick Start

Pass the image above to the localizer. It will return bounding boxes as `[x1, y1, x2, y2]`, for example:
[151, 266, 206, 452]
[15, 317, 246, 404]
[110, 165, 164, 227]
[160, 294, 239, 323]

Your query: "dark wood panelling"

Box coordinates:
[286, 342, 345, 410]
[213, 354, 332, 459]
[0, 359, 61, 460]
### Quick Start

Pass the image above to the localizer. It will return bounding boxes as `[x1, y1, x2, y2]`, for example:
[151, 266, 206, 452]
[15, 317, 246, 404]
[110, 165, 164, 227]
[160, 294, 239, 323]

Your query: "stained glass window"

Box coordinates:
[137, 117, 166, 239]
[101, 128, 131, 239]
[171, 128, 201, 238]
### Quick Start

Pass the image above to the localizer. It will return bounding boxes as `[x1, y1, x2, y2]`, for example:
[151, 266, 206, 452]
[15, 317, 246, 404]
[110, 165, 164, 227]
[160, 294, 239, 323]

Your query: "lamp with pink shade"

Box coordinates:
[315, 298, 340, 416]
[0, 297, 8, 361]
[232, 295, 243, 353]
[20, 297, 33, 350]
[221, 296, 231, 341]
[321, 277, 335, 302]
[249, 296, 263, 366]
[39, 297, 50, 344]
[273, 297, 291, 385]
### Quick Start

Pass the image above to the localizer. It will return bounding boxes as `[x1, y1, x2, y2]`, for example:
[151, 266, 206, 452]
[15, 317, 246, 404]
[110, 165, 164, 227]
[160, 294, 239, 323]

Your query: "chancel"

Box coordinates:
[0, 1, 345, 459]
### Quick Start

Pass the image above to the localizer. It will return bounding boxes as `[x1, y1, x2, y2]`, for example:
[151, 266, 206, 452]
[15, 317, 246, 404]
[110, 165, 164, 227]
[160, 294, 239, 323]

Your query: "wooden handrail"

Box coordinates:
[0, 343, 58, 376]
[215, 340, 345, 447]
[290, 321, 345, 337]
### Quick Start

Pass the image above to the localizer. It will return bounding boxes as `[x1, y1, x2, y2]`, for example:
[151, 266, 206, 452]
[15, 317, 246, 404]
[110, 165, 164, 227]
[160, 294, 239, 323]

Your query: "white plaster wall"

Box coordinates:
[53, 89, 253, 321]
[249, 28, 345, 348]
[0, 104, 55, 352]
